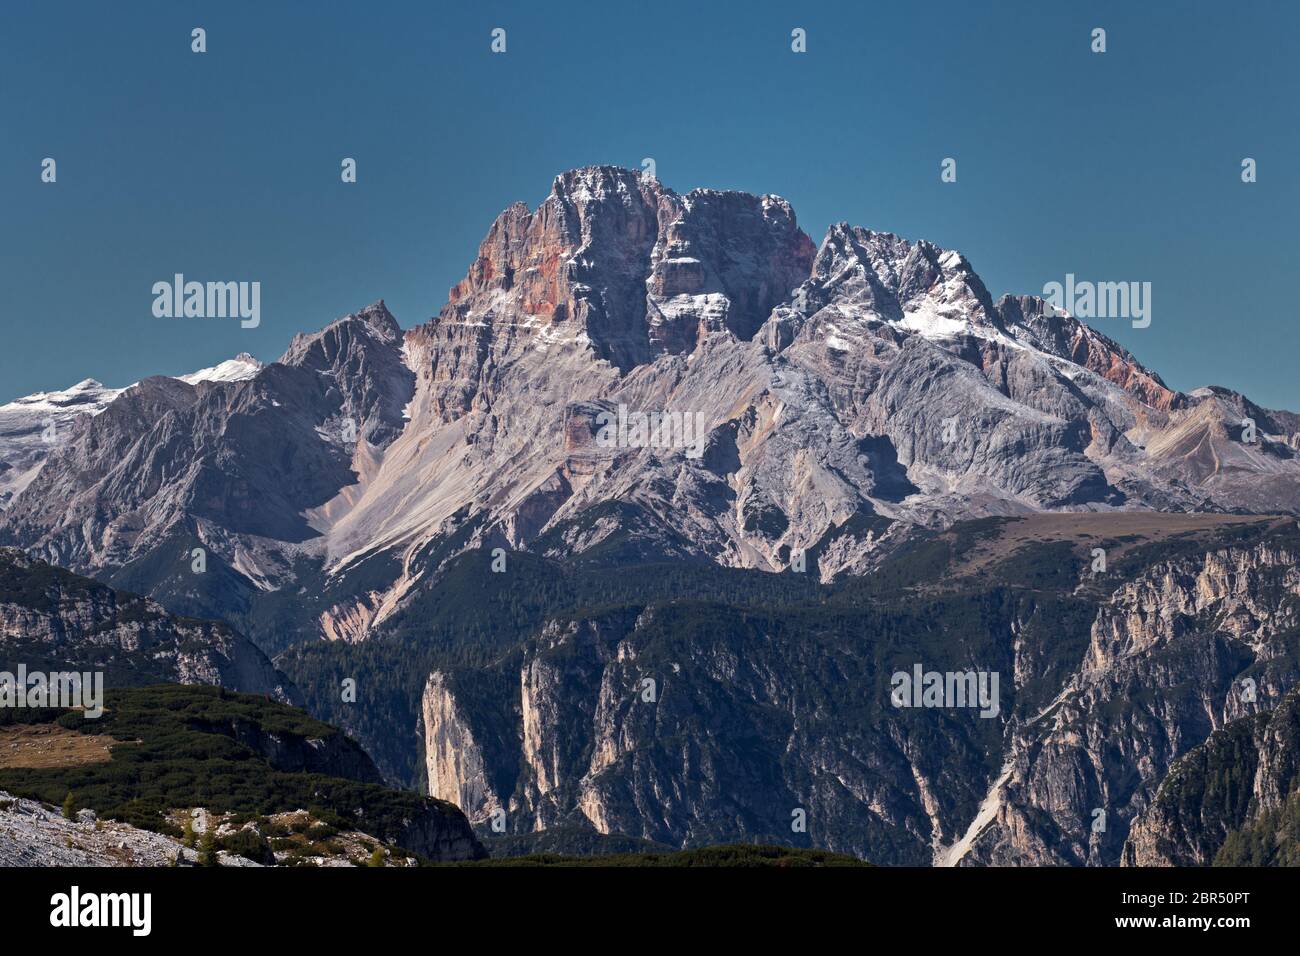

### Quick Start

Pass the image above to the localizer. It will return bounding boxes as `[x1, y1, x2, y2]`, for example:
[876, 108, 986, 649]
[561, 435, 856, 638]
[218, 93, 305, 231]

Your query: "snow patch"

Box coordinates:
[177, 353, 263, 385]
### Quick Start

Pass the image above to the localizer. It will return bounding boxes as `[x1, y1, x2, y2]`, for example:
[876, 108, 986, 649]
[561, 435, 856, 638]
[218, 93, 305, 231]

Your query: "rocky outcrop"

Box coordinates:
[0, 547, 296, 702]
[0, 790, 478, 866]
[417, 520, 1300, 864]
[421, 671, 505, 824]
[386, 800, 486, 862]
[0, 791, 232, 867]
[1123, 686, 1300, 866]
[956, 538, 1300, 866]
[196, 713, 383, 784]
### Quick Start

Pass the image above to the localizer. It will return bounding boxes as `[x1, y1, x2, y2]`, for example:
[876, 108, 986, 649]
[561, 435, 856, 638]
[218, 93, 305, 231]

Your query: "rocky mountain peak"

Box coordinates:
[352, 299, 402, 339]
[550, 164, 669, 206]
[4, 167, 1300, 651]
[415, 166, 816, 388]
[282, 300, 403, 367]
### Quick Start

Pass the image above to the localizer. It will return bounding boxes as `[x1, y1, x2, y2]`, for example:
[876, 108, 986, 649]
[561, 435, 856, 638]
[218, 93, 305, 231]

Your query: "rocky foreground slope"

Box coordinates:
[0, 793, 254, 867]
[0, 684, 485, 864]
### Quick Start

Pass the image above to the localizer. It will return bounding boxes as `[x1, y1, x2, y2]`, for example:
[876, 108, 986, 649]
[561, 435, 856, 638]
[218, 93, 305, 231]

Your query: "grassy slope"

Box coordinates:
[0, 684, 462, 842]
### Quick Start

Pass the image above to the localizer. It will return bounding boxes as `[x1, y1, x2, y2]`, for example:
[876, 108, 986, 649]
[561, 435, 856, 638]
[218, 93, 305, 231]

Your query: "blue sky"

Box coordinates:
[2, 0, 1297, 407]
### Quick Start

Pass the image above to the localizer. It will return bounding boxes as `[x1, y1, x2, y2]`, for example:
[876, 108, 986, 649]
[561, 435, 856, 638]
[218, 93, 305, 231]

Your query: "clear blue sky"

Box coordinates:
[2, 0, 1297, 407]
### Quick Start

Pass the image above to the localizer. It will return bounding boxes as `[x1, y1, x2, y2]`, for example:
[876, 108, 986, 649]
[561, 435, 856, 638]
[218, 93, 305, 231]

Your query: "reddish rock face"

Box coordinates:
[1065, 328, 1182, 413]
[416, 166, 817, 388]
[994, 293, 1183, 414]
[433, 168, 668, 373]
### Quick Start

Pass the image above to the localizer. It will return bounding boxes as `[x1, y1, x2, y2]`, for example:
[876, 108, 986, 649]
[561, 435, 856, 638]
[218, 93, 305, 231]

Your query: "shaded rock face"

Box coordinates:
[417, 526, 1300, 864]
[419, 605, 1006, 860]
[648, 188, 816, 349]
[279, 301, 414, 448]
[0, 548, 296, 702]
[197, 715, 383, 784]
[993, 294, 1182, 414]
[1, 166, 1299, 650]
[388, 802, 487, 862]
[419, 615, 870, 850]
[410, 600, 910, 857]
[958, 540, 1300, 866]
[1122, 686, 1300, 867]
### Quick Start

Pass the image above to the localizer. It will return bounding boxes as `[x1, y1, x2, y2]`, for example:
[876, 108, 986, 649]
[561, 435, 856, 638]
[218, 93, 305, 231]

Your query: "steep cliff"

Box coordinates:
[1123, 686, 1300, 866]
[411, 516, 1300, 864]
[0, 547, 295, 701]
[948, 531, 1300, 865]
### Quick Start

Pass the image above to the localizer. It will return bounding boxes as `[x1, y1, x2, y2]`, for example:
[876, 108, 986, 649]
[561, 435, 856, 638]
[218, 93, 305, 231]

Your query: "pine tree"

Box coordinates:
[62, 792, 76, 821]
[368, 847, 385, 868]
[197, 825, 219, 867]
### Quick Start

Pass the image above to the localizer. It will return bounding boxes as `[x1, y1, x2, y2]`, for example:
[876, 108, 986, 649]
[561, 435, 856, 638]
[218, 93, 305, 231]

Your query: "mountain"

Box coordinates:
[1124, 684, 1300, 866]
[3, 166, 1300, 865]
[2, 166, 1298, 651]
[0, 353, 262, 509]
[954, 518, 1300, 865]
[0, 379, 121, 508]
[0, 547, 294, 701]
[282, 511, 1300, 863]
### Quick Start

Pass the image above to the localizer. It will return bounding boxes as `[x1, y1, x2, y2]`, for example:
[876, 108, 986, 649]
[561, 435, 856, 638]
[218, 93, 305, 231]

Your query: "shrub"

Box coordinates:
[196, 827, 219, 867]
[218, 828, 275, 865]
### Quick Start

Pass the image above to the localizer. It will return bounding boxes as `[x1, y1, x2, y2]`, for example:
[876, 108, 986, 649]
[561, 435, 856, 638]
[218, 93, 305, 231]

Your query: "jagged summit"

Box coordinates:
[283, 300, 403, 362]
[419, 165, 814, 374]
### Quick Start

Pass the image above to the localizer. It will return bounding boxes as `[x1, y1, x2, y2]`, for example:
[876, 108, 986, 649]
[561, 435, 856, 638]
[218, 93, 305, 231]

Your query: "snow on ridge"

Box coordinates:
[1, 353, 262, 420]
[177, 352, 263, 385]
[0, 379, 123, 416]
